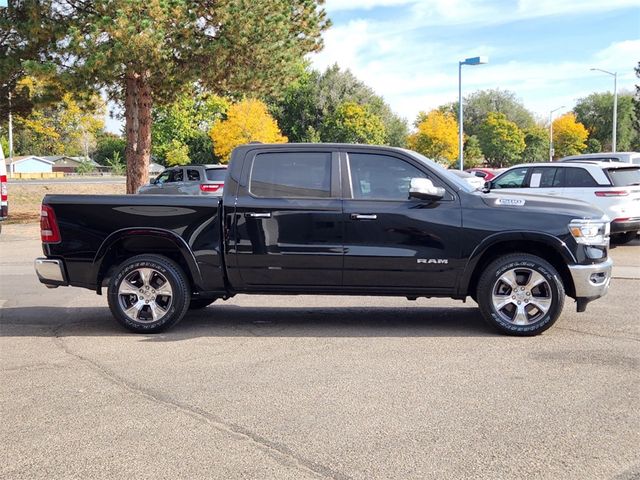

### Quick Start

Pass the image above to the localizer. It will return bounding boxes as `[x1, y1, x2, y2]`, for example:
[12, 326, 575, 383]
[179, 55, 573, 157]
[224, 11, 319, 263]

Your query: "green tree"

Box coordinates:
[407, 110, 458, 165]
[552, 113, 588, 158]
[585, 138, 602, 153]
[106, 151, 126, 175]
[272, 65, 407, 146]
[75, 160, 96, 175]
[323, 102, 386, 145]
[522, 126, 549, 163]
[478, 112, 526, 167]
[463, 89, 535, 137]
[574, 91, 637, 151]
[152, 86, 229, 164]
[463, 135, 484, 168]
[634, 62, 640, 150]
[164, 140, 190, 167]
[94, 133, 127, 165]
[20, 1, 329, 193]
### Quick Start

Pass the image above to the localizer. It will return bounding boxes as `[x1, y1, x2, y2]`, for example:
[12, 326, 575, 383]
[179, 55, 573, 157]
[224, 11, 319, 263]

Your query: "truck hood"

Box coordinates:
[479, 191, 607, 220]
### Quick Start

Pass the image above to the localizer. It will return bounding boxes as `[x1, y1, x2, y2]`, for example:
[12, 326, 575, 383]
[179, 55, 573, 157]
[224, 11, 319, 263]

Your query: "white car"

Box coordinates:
[558, 152, 640, 165]
[489, 162, 640, 244]
[449, 169, 486, 189]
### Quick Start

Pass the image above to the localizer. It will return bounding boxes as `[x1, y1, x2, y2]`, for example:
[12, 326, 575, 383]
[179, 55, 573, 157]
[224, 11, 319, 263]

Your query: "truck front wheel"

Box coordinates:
[476, 254, 565, 336]
[107, 254, 190, 333]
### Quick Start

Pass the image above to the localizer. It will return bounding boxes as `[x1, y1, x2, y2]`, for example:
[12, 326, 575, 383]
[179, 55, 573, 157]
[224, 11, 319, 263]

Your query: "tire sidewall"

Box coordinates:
[479, 256, 564, 335]
[108, 256, 188, 333]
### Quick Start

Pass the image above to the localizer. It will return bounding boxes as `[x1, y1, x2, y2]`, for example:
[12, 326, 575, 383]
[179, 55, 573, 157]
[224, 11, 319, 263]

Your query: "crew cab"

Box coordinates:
[35, 144, 613, 336]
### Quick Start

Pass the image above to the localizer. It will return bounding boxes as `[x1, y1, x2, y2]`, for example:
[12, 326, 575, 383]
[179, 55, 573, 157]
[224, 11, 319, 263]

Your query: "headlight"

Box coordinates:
[568, 219, 609, 245]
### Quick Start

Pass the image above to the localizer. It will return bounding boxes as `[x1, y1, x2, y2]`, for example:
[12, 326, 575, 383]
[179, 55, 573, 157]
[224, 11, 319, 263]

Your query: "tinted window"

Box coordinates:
[348, 153, 426, 200]
[606, 167, 640, 186]
[186, 169, 200, 181]
[206, 168, 227, 182]
[493, 168, 528, 188]
[528, 167, 561, 188]
[563, 168, 597, 187]
[168, 169, 183, 182]
[250, 152, 331, 198]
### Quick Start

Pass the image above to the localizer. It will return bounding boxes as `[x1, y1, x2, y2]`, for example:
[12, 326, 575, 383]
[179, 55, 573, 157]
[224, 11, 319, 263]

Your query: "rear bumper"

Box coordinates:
[35, 258, 68, 288]
[568, 258, 613, 311]
[611, 217, 640, 233]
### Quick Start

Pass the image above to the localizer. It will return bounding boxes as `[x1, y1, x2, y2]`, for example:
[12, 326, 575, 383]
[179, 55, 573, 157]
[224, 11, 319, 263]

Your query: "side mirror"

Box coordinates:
[483, 180, 492, 192]
[409, 178, 445, 201]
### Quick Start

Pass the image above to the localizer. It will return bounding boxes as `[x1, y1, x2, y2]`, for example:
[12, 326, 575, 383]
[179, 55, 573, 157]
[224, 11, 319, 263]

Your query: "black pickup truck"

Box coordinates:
[35, 144, 613, 335]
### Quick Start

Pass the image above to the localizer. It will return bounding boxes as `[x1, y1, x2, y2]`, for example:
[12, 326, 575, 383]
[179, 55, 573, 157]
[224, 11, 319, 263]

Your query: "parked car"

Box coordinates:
[465, 167, 504, 181]
[489, 162, 640, 244]
[138, 164, 227, 195]
[449, 169, 485, 189]
[558, 152, 640, 164]
[0, 145, 8, 233]
[35, 143, 612, 336]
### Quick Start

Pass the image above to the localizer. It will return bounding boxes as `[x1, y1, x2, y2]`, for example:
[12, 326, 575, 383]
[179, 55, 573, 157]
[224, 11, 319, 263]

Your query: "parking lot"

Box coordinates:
[1, 223, 638, 479]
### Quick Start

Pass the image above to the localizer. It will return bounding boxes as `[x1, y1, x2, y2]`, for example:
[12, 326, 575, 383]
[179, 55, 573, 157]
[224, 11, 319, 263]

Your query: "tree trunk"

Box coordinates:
[124, 72, 152, 194]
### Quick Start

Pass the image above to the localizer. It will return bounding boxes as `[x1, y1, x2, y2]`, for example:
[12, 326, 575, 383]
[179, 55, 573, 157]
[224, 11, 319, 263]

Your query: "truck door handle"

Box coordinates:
[351, 213, 377, 220]
[245, 212, 272, 219]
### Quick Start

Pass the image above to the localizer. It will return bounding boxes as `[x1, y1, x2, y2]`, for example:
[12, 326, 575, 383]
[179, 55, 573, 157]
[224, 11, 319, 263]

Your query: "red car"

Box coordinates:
[465, 168, 504, 181]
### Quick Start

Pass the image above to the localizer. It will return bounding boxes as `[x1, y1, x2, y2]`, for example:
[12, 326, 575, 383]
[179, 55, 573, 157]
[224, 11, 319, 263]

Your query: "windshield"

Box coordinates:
[606, 167, 640, 186]
[403, 150, 475, 192]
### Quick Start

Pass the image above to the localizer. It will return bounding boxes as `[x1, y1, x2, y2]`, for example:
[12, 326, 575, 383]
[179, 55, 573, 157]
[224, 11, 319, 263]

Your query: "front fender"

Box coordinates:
[457, 231, 576, 296]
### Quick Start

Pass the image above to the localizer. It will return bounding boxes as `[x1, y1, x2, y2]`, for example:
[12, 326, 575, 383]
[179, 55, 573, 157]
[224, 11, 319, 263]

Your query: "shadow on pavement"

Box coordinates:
[0, 304, 496, 339]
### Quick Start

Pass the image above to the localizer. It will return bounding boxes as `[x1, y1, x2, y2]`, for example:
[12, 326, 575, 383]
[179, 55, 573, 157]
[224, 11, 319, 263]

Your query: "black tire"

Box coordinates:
[611, 231, 637, 245]
[188, 298, 216, 310]
[476, 253, 565, 336]
[107, 254, 190, 333]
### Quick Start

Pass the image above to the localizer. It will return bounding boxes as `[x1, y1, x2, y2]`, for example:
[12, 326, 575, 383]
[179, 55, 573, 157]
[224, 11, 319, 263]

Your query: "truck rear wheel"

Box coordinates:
[107, 254, 190, 333]
[476, 254, 565, 336]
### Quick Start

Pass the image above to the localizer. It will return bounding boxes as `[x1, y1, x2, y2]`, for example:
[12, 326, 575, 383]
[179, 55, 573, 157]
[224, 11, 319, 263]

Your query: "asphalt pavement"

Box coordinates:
[1, 223, 638, 480]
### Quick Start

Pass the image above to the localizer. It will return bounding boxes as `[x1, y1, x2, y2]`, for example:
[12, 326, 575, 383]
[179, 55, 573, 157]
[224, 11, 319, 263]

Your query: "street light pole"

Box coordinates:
[8, 90, 13, 168]
[590, 68, 617, 152]
[458, 56, 488, 171]
[549, 105, 564, 162]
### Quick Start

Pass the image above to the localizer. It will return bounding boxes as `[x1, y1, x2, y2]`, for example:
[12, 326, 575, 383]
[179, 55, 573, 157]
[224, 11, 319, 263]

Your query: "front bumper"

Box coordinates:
[568, 258, 613, 311]
[35, 258, 68, 288]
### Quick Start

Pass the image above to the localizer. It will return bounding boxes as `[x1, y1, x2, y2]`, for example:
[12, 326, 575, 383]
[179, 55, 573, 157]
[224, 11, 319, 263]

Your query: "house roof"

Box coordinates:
[5, 155, 55, 166]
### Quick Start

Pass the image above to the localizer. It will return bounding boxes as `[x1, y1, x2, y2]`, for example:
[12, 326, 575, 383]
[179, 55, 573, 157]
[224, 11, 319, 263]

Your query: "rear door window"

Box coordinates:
[186, 169, 201, 181]
[250, 152, 332, 198]
[563, 168, 598, 187]
[493, 168, 528, 189]
[206, 168, 227, 182]
[168, 169, 183, 182]
[527, 167, 561, 188]
[605, 167, 640, 186]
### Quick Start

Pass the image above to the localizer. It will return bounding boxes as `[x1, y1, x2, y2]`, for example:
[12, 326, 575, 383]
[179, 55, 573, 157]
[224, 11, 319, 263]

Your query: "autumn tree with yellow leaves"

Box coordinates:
[210, 99, 287, 162]
[408, 110, 459, 166]
[551, 113, 589, 159]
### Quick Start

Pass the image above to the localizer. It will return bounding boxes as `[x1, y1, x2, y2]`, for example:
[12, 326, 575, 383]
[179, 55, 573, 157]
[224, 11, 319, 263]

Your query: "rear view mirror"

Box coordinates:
[483, 181, 492, 192]
[409, 178, 445, 201]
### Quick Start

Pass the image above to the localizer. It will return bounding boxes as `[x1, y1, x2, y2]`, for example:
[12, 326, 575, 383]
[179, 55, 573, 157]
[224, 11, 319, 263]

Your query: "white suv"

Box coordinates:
[558, 152, 640, 164]
[489, 162, 640, 244]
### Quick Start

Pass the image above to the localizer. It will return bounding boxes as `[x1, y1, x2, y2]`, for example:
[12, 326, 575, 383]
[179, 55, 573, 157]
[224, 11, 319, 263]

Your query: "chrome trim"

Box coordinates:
[34, 258, 66, 284]
[568, 258, 613, 298]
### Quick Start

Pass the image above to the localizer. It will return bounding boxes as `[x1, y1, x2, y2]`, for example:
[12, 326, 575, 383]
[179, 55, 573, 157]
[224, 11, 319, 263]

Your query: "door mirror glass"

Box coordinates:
[409, 178, 445, 201]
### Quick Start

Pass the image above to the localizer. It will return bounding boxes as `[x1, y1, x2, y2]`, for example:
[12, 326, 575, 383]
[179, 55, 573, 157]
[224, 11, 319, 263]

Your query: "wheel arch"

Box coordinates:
[459, 232, 577, 300]
[93, 228, 203, 293]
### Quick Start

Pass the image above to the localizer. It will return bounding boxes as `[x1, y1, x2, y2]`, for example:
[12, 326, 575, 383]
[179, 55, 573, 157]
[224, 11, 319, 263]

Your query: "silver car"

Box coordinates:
[138, 165, 227, 195]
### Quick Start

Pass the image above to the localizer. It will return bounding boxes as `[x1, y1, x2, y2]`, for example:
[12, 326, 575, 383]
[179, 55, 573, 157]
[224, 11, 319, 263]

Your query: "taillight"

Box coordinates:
[595, 190, 629, 197]
[40, 205, 61, 243]
[200, 183, 223, 193]
[612, 218, 630, 223]
[0, 174, 7, 201]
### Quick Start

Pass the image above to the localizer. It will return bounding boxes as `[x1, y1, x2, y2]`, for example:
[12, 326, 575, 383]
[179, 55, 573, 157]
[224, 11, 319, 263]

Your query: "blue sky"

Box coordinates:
[309, 0, 640, 125]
